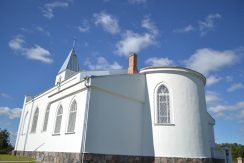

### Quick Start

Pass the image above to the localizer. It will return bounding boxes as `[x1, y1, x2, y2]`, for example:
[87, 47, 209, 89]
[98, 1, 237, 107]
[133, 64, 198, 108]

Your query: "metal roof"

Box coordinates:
[58, 48, 80, 73]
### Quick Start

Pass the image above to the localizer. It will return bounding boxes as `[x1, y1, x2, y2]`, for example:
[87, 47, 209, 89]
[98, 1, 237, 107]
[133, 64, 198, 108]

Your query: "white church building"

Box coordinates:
[14, 48, 231, 163]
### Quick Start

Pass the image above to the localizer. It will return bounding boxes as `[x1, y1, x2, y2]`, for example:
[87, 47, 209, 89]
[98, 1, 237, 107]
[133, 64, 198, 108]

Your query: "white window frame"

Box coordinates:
[42, 104, 50, 132]
[66, 100, 77, 134]
[30, 107, 39, 133]
[154, 83, 173, 125]
[53, 105, 63, 135]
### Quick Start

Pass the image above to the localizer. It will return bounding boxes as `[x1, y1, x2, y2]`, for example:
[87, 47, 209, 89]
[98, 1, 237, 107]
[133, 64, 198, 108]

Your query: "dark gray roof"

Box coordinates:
[58, 48, 80, 73]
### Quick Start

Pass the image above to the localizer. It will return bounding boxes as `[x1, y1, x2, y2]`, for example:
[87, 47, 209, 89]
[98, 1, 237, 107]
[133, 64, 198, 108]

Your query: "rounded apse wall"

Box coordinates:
[140, 67, 211, 158]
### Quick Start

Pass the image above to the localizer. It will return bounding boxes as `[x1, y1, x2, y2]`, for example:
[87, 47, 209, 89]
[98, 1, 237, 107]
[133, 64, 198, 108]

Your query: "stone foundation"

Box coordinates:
[16, 151, 81, 163]
[15, 151, 224, 163]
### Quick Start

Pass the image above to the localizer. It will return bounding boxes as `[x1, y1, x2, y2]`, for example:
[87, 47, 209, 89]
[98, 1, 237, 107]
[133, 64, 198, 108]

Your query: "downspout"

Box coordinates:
[81, 76, 91, 163]
[23, 97, 35, 155]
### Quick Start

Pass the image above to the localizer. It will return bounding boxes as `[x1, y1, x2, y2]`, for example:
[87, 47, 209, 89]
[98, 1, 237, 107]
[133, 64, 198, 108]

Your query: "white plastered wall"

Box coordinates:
[85, 74, 146, 156]
[16, 69, 214, 158]
[15, 73, 88, 153]
[144, 71, 211, 158]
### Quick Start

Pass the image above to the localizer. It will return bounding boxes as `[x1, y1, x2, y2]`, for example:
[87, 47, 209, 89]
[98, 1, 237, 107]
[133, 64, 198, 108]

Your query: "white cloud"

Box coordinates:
[227, 83, 243, 92]
[145, 57, 175, 67]
[9, 35, 53, 64]
[25, 45, 53, 64]
[174, 13, 221, 36]
[36, 26, 50, 36]
[116, 31, 155, 56]
[206, 75, 222, 86]
[198, 13, 221, 36]
[0, 107, 22, 119]
[185, 48, 238, 75]
[225, 75, 233, 82]
[142, 17, 158, 35]
[128, 0, 146, 4]
[209, 101, 244, 118]
[42, 1, 69, 19]
[209, 105, 228, 117]
[0, 92, 11, 99]
[205, 91, 221, 106]
[78, 20, 90, 33]
[20, 27, 31, 33]
[78, 25, 90, 33]
[94, 12, 120, 34]
[174, 25, 195, 33]
[115, 17, 158, 56]
[206, 90, 244, 123]
[8, 35, 25, 51]
[84, 57, 122, 70]
[19, 26, 50, 36]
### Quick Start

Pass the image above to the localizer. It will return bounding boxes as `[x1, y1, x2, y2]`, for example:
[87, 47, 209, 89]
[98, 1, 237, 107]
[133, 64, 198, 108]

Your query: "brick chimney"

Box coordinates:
[128, 53, 138, 74]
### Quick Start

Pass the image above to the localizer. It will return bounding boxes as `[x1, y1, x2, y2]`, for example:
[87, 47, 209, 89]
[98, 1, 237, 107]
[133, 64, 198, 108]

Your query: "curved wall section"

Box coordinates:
[141, 67, 211, 158]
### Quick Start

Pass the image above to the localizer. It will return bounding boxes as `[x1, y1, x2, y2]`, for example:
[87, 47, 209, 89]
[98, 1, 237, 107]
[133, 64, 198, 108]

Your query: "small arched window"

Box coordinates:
[42, 105, 50, 132]
[54, 105, 63, 134]
[67, 101, 77, 133]
[156, 84, 170, 124]
[21, 112, 28, 135]
[31, 108, 39, 133]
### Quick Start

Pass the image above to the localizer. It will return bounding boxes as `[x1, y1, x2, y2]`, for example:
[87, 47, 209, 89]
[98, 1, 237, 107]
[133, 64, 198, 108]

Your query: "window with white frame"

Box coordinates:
[42, 105, 50, 132]
[31, 108, 39, 133]
[21, 112, 28, 134]
[54, 105, 63, 134]
[156, 84, 170, 124]
[67, 100, 77, 133]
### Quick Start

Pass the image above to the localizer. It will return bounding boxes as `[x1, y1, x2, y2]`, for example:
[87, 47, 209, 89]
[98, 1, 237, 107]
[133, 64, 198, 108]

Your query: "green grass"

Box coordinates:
[0, 154, 35, 162]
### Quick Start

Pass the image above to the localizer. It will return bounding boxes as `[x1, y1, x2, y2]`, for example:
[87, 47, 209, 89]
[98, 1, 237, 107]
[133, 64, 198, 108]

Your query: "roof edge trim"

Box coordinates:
[140, 67, 206, 85]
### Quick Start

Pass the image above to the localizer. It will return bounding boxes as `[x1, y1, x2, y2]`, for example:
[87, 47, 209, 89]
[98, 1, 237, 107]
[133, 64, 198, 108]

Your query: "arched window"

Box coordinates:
[54, 105, 63, 134]
[21, 112, 28, 135]
[156, 84, 170, 124]
[31, 108, 39, 133]
[67, 101, 77, 133]
[42, 105, 50, 132]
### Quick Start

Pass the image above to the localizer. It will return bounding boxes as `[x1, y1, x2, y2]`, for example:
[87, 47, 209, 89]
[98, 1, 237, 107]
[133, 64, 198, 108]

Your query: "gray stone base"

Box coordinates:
[15, 151, 80, 163]
[82, 154, 223, 163]
[14, 151, 224, 163]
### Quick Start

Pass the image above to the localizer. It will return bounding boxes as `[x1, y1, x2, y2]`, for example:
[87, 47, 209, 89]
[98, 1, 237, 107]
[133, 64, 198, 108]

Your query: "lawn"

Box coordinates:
[0, 154, 35, 162]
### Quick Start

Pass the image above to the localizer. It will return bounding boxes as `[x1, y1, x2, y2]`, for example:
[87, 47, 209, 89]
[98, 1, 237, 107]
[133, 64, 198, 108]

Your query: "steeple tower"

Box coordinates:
[55, 48, 80, 85]
[58, 48, 80, 73]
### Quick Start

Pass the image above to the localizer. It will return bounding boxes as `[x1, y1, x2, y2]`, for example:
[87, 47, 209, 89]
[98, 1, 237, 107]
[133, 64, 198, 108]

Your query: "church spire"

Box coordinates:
[58, 48, 80, 74]
[55, 46, 80, 85]
[72, 38, 77, 49]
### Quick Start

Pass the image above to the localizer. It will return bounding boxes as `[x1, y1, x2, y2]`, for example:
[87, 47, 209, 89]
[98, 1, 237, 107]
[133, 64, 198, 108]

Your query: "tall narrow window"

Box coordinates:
[156, 84, 170, 124]
[21, 112, 28, 135]
[42, 105, 50, 132]
[67, 101, 77, 133]
[54, 105, 63, 134]
[31, 108, 39, 133]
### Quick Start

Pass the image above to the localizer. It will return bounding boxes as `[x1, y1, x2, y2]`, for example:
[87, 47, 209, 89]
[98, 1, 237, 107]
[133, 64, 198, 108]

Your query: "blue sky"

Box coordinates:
[0, 0, 244, 145]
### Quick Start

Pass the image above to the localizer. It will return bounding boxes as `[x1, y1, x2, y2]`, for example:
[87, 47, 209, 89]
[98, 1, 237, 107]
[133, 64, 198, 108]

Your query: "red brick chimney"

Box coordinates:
[128, 53, 138, 74]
